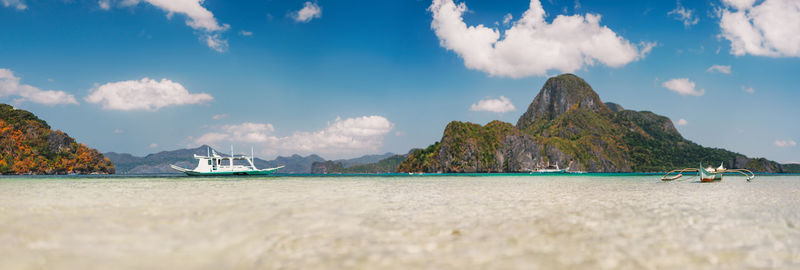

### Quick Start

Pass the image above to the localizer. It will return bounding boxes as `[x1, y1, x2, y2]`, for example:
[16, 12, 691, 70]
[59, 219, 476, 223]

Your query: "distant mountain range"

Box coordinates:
[398, 74, 796, 173]
[105, 146, 395, 174]
[311, 154, 408, 174]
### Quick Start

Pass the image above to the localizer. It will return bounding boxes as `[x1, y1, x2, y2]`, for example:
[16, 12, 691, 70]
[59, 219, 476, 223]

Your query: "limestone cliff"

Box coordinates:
[397, 74, 786, 173]
[0, 104, 114, 174]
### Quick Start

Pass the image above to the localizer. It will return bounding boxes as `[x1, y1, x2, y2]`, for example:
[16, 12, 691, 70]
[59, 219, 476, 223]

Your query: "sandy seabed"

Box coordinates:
[1, 175, 799, 269]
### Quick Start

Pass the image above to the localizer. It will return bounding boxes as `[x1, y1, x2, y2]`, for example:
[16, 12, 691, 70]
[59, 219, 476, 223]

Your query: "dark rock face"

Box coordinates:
[517, 74, 611, 130]
[47, 130, 75, 154]
[499, 133, 542, 171]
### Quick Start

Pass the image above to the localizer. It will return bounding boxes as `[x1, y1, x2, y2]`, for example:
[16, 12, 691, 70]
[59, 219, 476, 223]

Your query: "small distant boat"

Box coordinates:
[170, 147, 283, 176]
[662, 163, 754, 182]
[529, 163, 567, 174]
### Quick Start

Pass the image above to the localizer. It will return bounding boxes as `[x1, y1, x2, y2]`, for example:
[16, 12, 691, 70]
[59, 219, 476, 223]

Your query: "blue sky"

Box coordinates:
[0, 0, 797, 163]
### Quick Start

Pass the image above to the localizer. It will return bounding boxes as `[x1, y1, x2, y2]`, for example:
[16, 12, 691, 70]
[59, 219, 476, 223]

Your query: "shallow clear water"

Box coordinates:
[1, 175, 799, 269]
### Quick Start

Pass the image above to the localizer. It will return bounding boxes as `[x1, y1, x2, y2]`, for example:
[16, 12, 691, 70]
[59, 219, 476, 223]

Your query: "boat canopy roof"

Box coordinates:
[193, 154, 252, 160]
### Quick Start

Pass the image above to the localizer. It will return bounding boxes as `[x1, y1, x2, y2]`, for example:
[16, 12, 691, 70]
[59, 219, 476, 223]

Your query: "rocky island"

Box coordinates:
[0, 104, 114, 174]
[397, 74, 787, 173]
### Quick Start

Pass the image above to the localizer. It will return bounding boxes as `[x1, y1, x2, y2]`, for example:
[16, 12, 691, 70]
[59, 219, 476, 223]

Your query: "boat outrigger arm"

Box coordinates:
[661, 163, 755, 182]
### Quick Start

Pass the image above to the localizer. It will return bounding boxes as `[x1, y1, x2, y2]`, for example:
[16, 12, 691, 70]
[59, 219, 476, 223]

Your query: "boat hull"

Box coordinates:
[182, 170, 278, 176]
[700, 166, 722, 182]
[529, 169, 567, 174]
[171, 165, 281, 176]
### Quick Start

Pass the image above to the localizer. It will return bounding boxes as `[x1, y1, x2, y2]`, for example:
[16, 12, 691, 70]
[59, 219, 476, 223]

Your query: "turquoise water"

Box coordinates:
[1, 174, 798, 269]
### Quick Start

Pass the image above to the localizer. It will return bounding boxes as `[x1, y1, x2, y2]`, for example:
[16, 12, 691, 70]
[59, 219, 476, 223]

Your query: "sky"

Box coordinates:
[0, 0, 798, 163]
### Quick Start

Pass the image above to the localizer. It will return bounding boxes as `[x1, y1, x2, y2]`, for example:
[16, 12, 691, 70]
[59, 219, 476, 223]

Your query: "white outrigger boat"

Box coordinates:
[662, 163, 754, 182]
[529, 163, 568, 174]
[170, 147, 283, 176]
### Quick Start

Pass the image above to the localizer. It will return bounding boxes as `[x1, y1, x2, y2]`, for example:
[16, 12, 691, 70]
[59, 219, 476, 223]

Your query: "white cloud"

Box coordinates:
[662, 78, 705, 96]
[204, 33, 228, 52]
[124, 0, 229, 32]
[104, 0, 230, 52]
[113, 129, 124, 134]
[98, 0, 110, 10]
[216, 122, 275, 143]
[0, 68, 78, 105]
[668, 1, 699, 27]
[676, 118, 688, 126]
[429, 0, 652, 78]
[741, 85, 755, 94]
[149, 143, 158, 148]
[1, 0, 26, 10]
[470, 96, 516, 113]
[706, 64, 731, 74]
[719, 0, 800, 57]
[502, 13, 513, 25]
[775, 140, 797, 147]
[85, 78, 213, 111]
[193, 132, 229, 146]
[239, 30, 253, 36]
[193, 116, 394, 158]
[293, 2, 322, 23]
[212, 114, 228, 120]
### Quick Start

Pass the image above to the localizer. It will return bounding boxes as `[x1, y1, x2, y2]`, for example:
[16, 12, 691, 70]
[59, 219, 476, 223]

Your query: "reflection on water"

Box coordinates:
[1, 175, 799, 269]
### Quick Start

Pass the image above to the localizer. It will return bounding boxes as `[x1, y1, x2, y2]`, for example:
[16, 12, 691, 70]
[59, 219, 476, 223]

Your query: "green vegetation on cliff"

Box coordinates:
[398, 74, 787, 173]
[0, 104, 114, 174]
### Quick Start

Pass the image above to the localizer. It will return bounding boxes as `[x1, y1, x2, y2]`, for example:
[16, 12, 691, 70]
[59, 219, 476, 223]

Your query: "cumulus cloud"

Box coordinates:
[429, 0, 652, 78]
[85, 78, 213, 111]
[198, 122, 276, 144]
[676, 118, 688, 126]
[1, 0, 26, 10]
[193, 116, 394, 158]
[662, 78, 705, 96]
[292, 2, 322, 23]
[741, 85, 755, 94]
[706, 64, 731, 74]
[470, 96, 516, 113]
[775, 140, 797, 147]
[718, 0, 800, 57]
[0, 68, 78, 105]
[668, 1, 699, 27]
[212, 114, 228, 120]
[239, 30, 253, 36]
[104, 0, 230, 52]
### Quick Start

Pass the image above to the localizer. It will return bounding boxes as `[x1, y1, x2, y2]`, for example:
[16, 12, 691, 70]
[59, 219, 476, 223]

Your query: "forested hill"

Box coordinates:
[397, 74, 789, 173]
[0, 104, 114, 174]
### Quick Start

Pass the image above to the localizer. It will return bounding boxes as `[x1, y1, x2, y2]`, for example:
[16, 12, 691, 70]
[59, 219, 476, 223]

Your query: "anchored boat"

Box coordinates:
[529, 163, 568, 174]
[170, 147, 283, 176]
[661, 163, 754, 182]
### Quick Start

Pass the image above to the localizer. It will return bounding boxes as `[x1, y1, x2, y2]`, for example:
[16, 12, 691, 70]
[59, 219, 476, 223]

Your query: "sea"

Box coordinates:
[1, 174, 798, 269]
